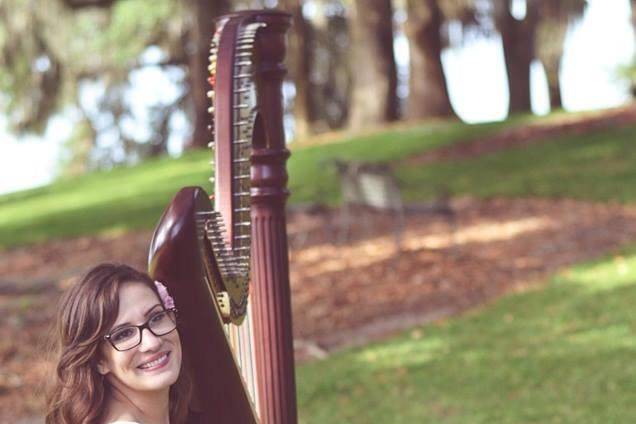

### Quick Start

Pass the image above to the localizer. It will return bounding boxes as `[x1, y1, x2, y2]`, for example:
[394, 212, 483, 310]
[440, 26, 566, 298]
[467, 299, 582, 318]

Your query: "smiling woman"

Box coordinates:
[45, 263, 192, 424]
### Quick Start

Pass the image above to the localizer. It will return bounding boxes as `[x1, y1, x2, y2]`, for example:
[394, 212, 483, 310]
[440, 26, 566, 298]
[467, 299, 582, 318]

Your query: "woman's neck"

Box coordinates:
[103, 378, 171, 424]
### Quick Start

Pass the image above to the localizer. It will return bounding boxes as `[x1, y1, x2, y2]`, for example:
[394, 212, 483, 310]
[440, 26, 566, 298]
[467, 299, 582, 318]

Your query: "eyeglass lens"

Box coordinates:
[110, 310, 177, 351]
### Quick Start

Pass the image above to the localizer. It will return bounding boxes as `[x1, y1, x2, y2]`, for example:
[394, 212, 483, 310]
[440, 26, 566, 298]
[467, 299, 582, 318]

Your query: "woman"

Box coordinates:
[46, 263, 191, 424]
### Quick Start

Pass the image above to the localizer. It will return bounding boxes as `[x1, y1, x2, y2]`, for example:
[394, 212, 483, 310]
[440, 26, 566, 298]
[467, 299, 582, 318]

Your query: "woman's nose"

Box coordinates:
[139, 328, 162, 351]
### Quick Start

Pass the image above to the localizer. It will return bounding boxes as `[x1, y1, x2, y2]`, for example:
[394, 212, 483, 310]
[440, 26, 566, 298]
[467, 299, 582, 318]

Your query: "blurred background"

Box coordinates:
[3, 0, 636, 422]
[1, 0, 634, 194]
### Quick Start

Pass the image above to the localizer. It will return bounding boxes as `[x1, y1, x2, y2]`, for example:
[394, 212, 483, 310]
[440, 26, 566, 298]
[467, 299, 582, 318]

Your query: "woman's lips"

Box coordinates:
[137, 351, 171, 371]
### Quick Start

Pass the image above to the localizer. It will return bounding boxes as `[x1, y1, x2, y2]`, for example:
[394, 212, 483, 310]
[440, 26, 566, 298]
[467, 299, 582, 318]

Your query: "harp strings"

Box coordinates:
[227, 19, 260, 412]
[212, 18, 268, 417]
[224, 305, 259, 412]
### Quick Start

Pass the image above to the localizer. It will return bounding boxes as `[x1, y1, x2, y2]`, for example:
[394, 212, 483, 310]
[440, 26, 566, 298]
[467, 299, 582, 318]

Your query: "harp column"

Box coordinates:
[250, 11, 297, 424]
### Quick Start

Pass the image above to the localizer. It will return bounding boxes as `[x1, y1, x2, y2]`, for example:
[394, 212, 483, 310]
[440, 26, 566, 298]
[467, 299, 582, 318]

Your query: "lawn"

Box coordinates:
[297, 247, 636, 423]
[1, 111, 634, 248]
[0, 118, 501, 248]
[398, 124, 636, 204]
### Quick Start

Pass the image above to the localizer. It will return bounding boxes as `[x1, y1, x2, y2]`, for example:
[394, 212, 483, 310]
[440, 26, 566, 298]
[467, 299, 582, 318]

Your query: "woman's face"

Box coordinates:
[98, 281, 182, 393]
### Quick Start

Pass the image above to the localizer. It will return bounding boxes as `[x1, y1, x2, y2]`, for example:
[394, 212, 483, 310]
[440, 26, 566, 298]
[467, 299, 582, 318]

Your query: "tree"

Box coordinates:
[63, 0, 230, 150]
[535, 21, 566, 109]
[492, 0, 539, 114]
[309, 4, 352, 131]
[404, 0, 457, 120]
[279, 0, 317, 139]
[536, 0, 585, 110]
[348, 0, 399, 129]
[490, 0, 585, 114]
[0, 0, 65, 134]
[187, 0, 231, 148]
[625, 0, 636, 96]
[0, 0, 232, 174]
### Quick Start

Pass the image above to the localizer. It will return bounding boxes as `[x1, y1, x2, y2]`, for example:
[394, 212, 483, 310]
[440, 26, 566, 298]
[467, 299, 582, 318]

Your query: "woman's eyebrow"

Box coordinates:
[144, 303, 163, 317]
[110, 304, 163, 330]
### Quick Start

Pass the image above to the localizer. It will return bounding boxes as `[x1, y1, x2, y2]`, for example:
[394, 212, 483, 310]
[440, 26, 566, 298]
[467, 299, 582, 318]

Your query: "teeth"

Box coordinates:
[139, 353, 168, 369]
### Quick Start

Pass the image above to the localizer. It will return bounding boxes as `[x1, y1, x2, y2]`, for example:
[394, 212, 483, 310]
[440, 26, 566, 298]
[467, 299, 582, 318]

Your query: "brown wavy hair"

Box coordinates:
[45, 263, 191, 424]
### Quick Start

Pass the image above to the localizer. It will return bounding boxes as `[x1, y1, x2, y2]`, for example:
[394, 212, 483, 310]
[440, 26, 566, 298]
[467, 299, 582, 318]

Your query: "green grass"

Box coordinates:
[287, 119, 505, 204]
[0, 150, 213, 247]
[1, 112, 635, 248]
[297, 248, 636, 423]
[398, 124, 636, 203]
[0, 119, 502, 248]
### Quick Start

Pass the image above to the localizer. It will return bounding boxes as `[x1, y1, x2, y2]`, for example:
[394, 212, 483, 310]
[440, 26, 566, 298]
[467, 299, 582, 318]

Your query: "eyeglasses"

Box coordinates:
[103, 308, 178, 351]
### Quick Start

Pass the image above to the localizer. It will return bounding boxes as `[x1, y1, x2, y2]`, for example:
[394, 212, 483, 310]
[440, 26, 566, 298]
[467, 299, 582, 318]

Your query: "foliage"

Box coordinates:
[0, 0, 188, 173]
[297, 245, 636, 422]
[0, 0, 184, 134]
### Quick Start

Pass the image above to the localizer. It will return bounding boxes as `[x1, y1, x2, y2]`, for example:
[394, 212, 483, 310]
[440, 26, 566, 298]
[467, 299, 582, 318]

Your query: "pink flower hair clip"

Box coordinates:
[154, 280, 176, 309]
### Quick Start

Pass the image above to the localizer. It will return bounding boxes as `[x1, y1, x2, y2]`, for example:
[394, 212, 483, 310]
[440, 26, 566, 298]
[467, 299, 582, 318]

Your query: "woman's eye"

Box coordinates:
[112, 328, 135, 341]
[150, 312, 166, 323]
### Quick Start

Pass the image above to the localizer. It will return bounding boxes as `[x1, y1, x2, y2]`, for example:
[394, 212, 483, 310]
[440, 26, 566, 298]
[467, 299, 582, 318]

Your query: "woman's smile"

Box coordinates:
[137, 351, 171, 371]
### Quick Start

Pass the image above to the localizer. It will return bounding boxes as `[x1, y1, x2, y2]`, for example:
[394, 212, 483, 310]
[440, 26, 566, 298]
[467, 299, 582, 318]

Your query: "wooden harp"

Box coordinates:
[147, 10, 297, 424]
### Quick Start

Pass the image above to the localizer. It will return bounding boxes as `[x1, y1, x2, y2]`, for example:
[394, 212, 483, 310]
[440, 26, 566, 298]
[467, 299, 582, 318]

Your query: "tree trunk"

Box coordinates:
[348, 0, 399, 129]
[405, 0, 455, 120]
[310, 11, 351, 131]
[495, 0, 538, 115]
[631, 0, 636, 98]
[279, 0, 316, 139]
[537, 20, 566, 111]
[546, 62, 562, 110]
[186, 0, 231, 149]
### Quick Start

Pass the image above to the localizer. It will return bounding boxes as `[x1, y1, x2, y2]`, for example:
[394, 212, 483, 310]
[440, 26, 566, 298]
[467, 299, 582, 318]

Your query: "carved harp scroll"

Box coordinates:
[148, 10, 296, 424]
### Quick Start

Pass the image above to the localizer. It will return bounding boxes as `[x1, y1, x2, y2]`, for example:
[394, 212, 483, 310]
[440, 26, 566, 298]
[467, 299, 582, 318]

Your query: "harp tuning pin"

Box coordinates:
[207, 141, 215, 148]
[208, 106, 215, 113]
[207, 90, 215, 99]
[216, 292, 231, 319]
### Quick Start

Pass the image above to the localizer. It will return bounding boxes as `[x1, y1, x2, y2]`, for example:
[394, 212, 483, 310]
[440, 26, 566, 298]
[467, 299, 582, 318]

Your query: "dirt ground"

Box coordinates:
[3, 197, 636, 420]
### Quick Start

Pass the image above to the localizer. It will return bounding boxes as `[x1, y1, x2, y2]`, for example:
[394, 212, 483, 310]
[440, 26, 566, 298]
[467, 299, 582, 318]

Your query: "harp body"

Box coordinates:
[148, 187, 258, 422]
[148, 10, 296, 424]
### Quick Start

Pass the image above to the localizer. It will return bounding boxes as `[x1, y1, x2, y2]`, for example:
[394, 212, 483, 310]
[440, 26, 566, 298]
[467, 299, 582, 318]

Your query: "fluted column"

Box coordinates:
[249, 11, 297, 424]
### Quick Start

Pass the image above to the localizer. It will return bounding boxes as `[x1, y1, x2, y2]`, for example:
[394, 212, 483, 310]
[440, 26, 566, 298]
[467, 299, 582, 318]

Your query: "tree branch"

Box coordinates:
[75, 55, 187, 80]
[60, 0, 116, 10]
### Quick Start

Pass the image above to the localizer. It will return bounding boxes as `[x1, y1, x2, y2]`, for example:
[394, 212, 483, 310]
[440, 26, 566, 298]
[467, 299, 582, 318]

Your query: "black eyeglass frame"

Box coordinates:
[103, 307, 179, 352]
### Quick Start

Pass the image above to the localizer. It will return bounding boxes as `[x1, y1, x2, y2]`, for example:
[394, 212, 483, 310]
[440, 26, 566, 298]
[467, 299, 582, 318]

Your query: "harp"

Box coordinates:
[147, 10, 297, 424]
